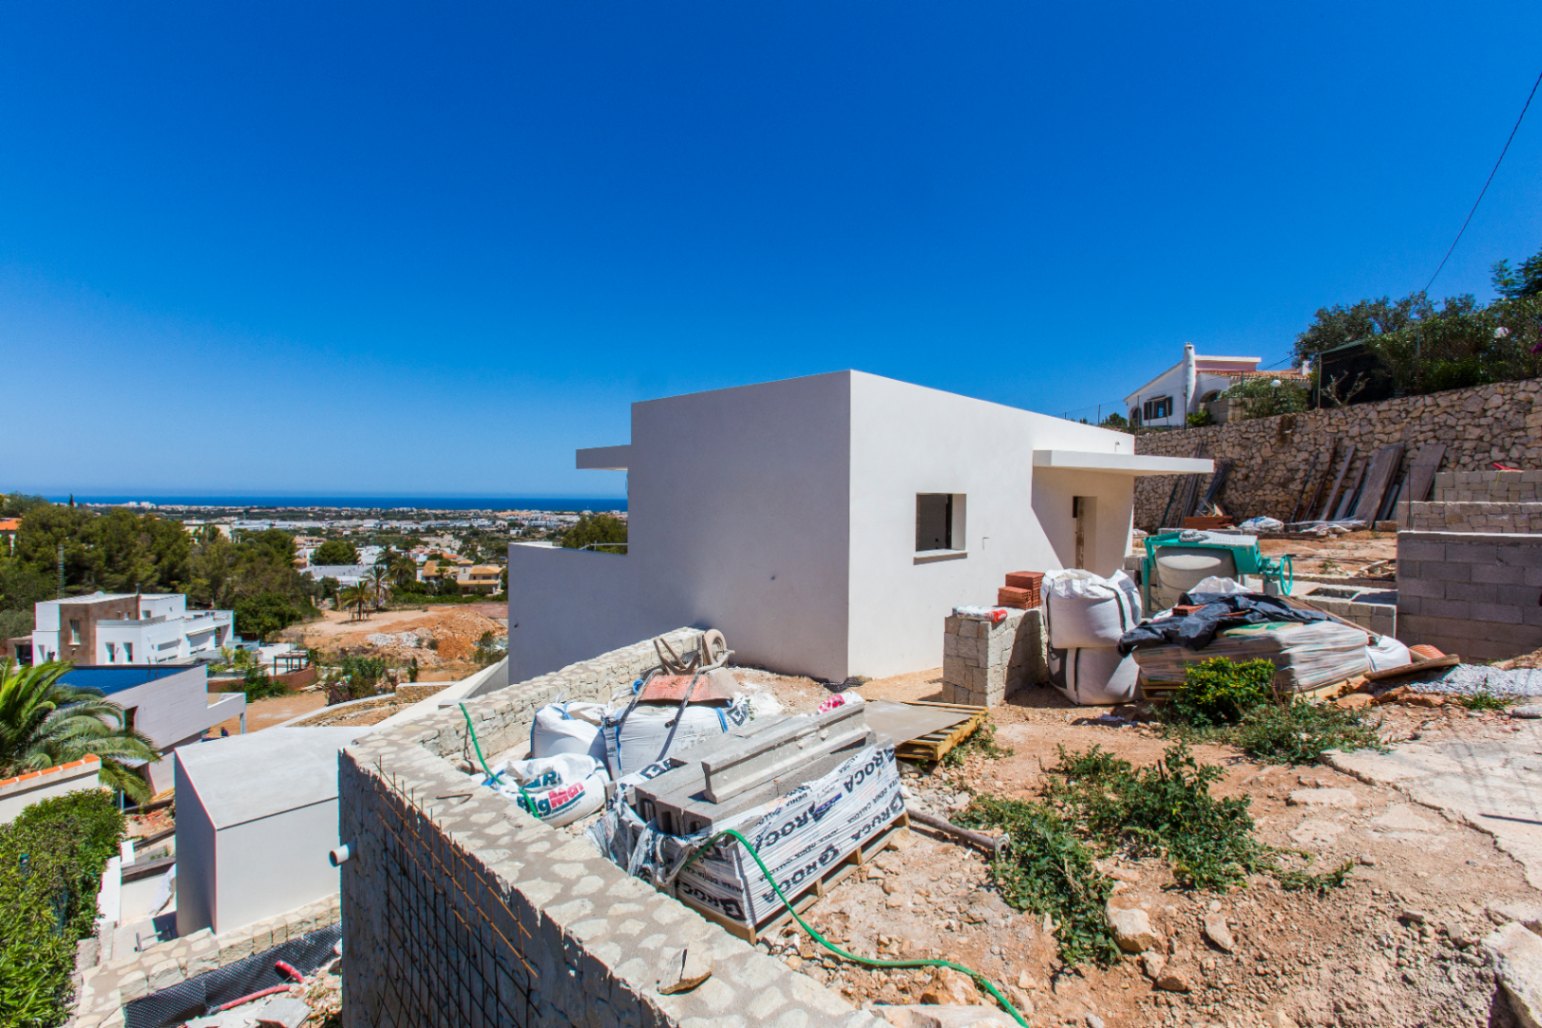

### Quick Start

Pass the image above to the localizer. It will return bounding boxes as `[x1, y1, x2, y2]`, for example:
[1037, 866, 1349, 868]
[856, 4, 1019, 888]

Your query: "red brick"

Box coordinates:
[1005, 571, 1045, 591]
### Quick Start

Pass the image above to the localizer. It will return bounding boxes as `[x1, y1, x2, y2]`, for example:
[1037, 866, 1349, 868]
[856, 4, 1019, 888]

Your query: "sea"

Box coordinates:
[56, 494, 627, 512]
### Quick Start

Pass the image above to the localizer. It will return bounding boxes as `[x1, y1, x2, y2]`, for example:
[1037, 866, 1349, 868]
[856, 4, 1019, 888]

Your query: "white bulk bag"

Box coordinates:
[486, 753, 608, 827]
[529, 701, 607, 759]
[1049, 646, 1140, 706]
[603, 696, 752, 779]
[1045, 570, 1143, 649]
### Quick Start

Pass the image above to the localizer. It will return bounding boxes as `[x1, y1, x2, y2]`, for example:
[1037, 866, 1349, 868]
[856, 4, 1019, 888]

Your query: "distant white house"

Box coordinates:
[507, 371, 1210, 683]
[31, 593, 234, 666]
[57, 665, 245, 794]
[1123, 343, 1309, 428]
[301, 564, 374, 588]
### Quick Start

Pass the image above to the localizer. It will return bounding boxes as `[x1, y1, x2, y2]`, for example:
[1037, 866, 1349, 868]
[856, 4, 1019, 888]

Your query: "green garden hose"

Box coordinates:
[678, 828, 1030, 1026]
[460, 703, 537, 813]
[460, 705, 1028, 1025]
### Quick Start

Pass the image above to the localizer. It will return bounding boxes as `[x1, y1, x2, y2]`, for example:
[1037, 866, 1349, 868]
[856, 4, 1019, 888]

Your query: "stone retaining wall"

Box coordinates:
[1396, 532, 1542, 660]
[1432, 470, 1542, 503]
[338, 629, 881, 1028]
[1132, 378, 1542, 531]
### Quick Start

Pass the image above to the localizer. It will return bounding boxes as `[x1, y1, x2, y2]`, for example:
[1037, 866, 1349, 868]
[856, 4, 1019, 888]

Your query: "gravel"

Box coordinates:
[1398, 664, 1542, 698]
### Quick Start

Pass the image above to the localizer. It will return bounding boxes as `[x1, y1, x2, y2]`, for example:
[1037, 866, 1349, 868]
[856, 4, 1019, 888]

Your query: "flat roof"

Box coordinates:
[1033, 450, 1215, 476]
[176, 727, 364, 830]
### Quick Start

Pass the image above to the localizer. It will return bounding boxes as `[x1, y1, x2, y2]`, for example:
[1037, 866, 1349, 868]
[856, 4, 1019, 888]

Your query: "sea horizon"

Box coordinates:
[50, 493, 628, 512]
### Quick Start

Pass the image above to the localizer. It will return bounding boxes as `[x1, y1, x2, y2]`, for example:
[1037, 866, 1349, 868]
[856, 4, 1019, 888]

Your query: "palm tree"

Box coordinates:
[0, 660, 159, 804]
[340, 583, 372, 621]
[367, 563, 392, 609]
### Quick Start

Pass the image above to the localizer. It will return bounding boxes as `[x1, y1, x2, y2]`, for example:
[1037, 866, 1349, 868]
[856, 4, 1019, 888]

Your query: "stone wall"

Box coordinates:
[941, 609, 1046, 706]
[1396, 532, 1542, 661]
[1132, 378, 1542, 531]
[1432, 470, 1542, 503]
[338, 629, 882, 1028]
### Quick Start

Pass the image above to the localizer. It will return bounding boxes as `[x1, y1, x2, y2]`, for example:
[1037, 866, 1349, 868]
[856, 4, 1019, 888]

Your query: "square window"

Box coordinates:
[916, 493, 966, 552]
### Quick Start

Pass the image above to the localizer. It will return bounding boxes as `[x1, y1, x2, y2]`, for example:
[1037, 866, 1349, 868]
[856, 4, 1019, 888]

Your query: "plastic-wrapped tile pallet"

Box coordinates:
[1044, 570, 1142, 705]
[590, 704, 906, 941]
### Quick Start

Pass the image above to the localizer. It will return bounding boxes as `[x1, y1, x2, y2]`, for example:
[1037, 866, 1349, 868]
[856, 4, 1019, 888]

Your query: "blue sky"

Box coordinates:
[2, 2, 1538, 499]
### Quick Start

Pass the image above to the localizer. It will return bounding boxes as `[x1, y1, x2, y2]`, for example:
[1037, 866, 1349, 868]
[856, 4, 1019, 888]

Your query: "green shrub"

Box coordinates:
[240, 666, 287, 700]
[1232, 701, 1382, 765]
[0, 791, 123, 1026]
[1044, 742, 1271, 891]
[1457, 690, 1511, 712]
[956, 796, 1120, 968]
[1165, 658, 1274, 728]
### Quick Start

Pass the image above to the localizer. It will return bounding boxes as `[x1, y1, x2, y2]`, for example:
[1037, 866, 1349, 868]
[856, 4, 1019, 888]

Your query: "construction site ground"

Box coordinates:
[1257, 529, 1398, 582]
[278, 603, 506, 679]
[722, 668, 1536, 1028]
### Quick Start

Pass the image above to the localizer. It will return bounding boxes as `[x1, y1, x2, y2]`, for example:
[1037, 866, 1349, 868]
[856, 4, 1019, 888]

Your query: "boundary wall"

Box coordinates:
[338, 629, 881, 1027]
[1133, 378, 1542, 530]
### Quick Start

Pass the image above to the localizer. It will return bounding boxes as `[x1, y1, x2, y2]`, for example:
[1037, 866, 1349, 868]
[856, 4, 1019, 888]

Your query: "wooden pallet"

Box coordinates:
[685, 811, 910, 943]
[888, 700, 988, 763]
[1140, 673, 1363, 704]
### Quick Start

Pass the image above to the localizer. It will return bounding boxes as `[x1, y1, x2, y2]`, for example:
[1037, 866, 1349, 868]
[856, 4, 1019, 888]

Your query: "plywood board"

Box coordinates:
[1350, 443, 1405, 522]
[1405, 443, 1448, 504]
[1317, 443, 1355, 521]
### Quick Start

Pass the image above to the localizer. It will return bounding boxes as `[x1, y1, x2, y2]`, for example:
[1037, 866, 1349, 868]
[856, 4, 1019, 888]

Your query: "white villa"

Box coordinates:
[31, 593, 235, 666]
[507, 371, 1209, 682]
[1123, 343, 1308, 428]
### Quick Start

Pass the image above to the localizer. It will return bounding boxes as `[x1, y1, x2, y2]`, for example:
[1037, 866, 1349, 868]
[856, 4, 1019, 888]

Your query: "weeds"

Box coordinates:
[1457, 689, 1512, 711]
[961, 740, 1352, 967]
[1160, 657, 1383, 765]
[1230, 701, 1382, 765]
[942, 716, 1014, 766]
[956, 796, 1120, 968]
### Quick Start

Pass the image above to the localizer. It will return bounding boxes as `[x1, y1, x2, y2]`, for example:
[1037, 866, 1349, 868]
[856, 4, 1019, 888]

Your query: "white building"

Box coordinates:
[31, 593, 235, 666]
[1123, 343, 1309, 428]
[57, 665, 246, 795]
[507, 371, 1209, 683]
[174, 727, 361, 936]
[301, 564, 375, 588]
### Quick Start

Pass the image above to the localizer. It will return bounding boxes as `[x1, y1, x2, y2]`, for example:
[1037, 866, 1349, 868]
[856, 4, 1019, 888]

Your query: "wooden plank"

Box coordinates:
[1299, 442, 1336, 523]
[1405, 443, 1448, 504]
[1316, 443, 1355, 521]
[1350, 443, 1405, 523]
[1333, 462, 1366, 521]
[1196, 460, 1232, 515]
[1290, 447, 1324, 523]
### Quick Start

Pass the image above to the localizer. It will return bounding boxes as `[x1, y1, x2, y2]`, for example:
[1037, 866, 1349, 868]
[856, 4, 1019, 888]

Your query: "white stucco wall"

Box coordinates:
[845, 373, 1134, 678]
[211, 800, 342, 933]
[174, 753, 218, 937]
[508, 372, 851, 682]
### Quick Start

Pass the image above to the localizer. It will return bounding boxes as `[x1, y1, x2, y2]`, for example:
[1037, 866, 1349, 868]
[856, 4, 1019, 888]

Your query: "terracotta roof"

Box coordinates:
[1213, 369, 1308, 380]
[0, 518, 20, 532]
[0, 754, 101, 791]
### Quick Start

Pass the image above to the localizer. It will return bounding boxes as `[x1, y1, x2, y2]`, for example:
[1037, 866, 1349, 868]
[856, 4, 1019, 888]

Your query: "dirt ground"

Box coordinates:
[1257, 530, 1399, 581]
[209, 691, 329, 735]
[279, 604, 506, 678]
[740, 671, 1531, 1027]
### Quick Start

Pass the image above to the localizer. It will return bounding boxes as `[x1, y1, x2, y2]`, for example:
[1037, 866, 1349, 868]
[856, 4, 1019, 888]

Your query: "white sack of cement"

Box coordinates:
[1044, 569, 1143, 649]
[1187, 576, 1254, 596]
[483, 753, 608, 827]
[602, 696, 753, 778]
[529, 701, 608, 760]
[1366, 635, 1412, 671]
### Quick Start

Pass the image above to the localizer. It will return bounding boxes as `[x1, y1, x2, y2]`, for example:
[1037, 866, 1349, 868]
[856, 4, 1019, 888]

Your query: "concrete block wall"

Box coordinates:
[1297, 589, 1397, 638]
[942, 610, 1046, 705]
[1406, 501, 1542, 534]
[1396, 532, 1542, 661]
[1432, 470, 1542, 503]
[338, 629, 883, 1028]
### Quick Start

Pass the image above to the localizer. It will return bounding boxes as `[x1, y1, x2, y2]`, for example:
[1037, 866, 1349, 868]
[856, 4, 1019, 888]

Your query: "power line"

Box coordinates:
[1423, 69, 1542, 294]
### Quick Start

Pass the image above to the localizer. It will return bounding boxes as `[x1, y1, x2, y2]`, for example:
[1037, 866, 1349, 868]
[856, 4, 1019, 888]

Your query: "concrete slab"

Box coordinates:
[1329, 721, 1542, 889]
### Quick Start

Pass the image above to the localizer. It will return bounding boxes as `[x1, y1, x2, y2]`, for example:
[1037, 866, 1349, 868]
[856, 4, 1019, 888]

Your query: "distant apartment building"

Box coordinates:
[1123, 343, 1309, 428]
[31, 593, 235, 666]
[420, 557, 502, 594]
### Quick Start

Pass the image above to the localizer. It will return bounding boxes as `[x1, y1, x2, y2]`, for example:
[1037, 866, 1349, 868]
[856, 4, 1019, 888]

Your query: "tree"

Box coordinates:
[0, 660, 159, 803]
[1293, 294, 1430, 363]
[311, 539, 360, 566]
[1223, 377, 1310, 420]
[232, 592, 308, 642]
[366, 563, 392, 609]
[339, 583, 373, 621]
[1494, 245, 1542, 300]
[560, 514, 627, 552]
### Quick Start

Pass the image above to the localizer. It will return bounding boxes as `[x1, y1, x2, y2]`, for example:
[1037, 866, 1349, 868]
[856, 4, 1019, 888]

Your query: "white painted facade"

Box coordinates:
[57, 664, 246, 794]
[1123, 343, 1266, 428]
[31, 593, 235, 665]
[174, 728, 362, 936]
[508, 371, 1210, 683]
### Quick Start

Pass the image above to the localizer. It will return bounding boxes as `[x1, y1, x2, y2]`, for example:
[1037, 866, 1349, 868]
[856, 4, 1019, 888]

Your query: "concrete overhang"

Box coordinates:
[1033, 450, 1215, 476]
[576, 445, 630, 471]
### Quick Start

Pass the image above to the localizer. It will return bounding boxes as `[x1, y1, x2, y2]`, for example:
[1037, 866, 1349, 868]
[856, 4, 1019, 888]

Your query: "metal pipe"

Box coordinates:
[907, 809, 1004, 856]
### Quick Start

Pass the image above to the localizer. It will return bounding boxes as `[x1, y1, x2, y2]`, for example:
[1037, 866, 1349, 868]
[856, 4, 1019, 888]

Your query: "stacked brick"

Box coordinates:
[996, 570, 1044, 610]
